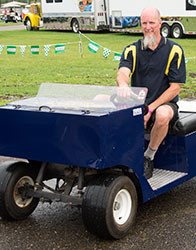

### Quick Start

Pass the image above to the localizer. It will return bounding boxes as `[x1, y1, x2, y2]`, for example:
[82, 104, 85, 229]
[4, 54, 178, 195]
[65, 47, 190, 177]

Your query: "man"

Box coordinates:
[116, 7, 186, 179]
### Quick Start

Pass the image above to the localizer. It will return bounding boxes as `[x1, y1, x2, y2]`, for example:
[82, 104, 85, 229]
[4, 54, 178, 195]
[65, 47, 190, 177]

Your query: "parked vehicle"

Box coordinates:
[23, 2, 42, 30]
[1, 2, 25, 23]
[24, 0, 196, 38]
[2, 7, 22, 23]
[4, 12, 22, 23]
[0, 83, 196, 239]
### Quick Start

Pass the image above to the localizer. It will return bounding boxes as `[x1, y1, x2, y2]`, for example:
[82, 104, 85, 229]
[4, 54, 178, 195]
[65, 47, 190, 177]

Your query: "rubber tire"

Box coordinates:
[161, 23, 171, 38]
[82, 175, 138, 239]
[26, 18, 33, 31]
[171, 24, 183, 39]
[0, 161, 39, 221]
[72, 19, 79, 33]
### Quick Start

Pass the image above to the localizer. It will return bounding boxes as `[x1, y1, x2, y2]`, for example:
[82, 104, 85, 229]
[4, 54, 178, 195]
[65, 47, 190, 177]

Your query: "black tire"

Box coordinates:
[0, 161, 39, 221]
[26, 18, 33, 31]
[161, 23, 171, 38]
[71, 19, 79, 33]
[171, 24, 183, 39]
[82, 175, 138, 239]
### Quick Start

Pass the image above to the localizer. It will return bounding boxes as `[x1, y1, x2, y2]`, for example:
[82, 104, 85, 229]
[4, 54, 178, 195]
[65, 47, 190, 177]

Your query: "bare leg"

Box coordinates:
[149, 105, 174, 150]
[143, 105, 175, 179]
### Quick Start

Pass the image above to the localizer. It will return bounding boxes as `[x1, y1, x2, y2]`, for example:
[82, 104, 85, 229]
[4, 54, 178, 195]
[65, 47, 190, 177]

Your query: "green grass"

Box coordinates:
[0, 29, 196, 105]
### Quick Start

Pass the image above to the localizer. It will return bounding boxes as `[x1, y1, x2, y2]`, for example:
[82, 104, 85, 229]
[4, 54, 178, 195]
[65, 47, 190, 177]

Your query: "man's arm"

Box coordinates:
[116, 67, 132, 97]
[148, 83, 181, 112]
[116, 67, 131, 87]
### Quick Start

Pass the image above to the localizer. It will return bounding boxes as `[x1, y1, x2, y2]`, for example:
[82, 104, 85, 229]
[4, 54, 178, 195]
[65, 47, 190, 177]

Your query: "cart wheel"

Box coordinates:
[0, 161, 39, 221]
[82, 175, 138, 239]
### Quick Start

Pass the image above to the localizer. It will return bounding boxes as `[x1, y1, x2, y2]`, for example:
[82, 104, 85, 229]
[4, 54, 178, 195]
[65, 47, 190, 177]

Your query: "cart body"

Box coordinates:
[0, 83, 196, 238]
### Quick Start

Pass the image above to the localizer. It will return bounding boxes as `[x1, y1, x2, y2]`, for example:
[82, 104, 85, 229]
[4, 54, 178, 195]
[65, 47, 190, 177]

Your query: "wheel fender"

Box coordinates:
[0, 161, 26, 190]
[24, 13, 39, 27]
[174, 21, 185, 33]
[171, 22, 184, 35]
[0, 160, 39, 221]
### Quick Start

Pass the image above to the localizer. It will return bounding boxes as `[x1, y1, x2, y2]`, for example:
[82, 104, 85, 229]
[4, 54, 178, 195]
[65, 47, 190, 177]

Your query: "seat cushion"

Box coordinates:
[169, 112, 196, 136]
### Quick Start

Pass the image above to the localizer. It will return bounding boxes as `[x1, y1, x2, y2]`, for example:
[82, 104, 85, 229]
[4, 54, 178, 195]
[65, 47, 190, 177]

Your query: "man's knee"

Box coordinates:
[155, 106, 174, 126]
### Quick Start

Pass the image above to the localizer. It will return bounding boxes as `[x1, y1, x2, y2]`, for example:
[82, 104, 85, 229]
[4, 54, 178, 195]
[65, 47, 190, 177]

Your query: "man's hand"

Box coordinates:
[117, 86, 132, 99]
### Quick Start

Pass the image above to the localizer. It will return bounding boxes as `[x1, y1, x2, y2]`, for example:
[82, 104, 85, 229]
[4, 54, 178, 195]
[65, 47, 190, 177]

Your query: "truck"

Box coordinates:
[23, 0, 196, 38]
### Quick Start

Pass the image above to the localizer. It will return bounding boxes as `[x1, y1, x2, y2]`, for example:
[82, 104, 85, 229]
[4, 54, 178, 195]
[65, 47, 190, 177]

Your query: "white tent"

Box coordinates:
[2, 1, 26, 8]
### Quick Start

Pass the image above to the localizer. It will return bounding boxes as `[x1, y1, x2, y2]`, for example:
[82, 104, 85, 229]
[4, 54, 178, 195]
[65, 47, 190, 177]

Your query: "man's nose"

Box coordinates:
[146, 23, 151, 30]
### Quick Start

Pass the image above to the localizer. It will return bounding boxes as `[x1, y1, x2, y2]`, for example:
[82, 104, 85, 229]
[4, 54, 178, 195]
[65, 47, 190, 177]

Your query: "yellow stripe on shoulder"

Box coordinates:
[165, 45, 182, 76]
[124, 45, 136, 74]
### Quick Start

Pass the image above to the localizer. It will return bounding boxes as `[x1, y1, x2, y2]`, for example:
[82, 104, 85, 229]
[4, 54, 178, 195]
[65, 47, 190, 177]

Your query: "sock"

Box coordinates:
[144, 146, 157, 160]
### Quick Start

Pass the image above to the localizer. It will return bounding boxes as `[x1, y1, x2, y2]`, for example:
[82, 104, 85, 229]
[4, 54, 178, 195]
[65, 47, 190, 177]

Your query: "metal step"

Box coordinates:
[148, 169, 187, 191]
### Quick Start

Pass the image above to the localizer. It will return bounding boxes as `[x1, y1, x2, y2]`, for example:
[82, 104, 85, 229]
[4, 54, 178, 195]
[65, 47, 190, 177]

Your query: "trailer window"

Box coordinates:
[55, 0, 63, 2]
[46, 0, 53, 3]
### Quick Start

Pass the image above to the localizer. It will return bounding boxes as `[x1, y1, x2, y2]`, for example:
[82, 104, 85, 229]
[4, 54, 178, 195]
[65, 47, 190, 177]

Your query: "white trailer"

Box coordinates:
[41, 0, 109, 32]
[109, 0, 196, 38]
[25, 0, 196, 38]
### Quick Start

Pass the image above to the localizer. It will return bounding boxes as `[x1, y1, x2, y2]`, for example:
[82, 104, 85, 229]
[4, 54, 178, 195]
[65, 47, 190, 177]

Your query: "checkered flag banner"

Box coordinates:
[0, 45, 4, 55]
[103, 48, 111, 59]
[44, 45, 51, 57]
[20, 46, 26, 57]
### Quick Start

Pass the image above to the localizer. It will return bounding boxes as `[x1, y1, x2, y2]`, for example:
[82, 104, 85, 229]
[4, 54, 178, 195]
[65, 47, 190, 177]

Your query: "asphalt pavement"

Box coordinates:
[0, 24, 25, 31]
[0, 156, 196, 250]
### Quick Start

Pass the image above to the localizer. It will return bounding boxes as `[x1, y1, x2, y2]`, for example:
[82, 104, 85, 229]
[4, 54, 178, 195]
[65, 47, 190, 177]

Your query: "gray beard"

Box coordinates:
[143, 35, 157, 49]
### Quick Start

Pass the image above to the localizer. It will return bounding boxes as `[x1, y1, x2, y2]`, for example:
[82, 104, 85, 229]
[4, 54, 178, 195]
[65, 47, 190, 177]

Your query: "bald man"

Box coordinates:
[116, 7, 186, 179]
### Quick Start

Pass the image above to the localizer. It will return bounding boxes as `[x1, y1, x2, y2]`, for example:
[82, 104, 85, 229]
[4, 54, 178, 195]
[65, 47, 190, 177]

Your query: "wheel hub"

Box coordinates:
[13, 176, 34, 208]
[113, 189, 132, 225]
[114, 201, 120, 210]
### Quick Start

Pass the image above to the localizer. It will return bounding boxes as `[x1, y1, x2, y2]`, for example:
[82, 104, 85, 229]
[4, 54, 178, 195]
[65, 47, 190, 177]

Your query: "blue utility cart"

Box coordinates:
[0, 83, 196, 239]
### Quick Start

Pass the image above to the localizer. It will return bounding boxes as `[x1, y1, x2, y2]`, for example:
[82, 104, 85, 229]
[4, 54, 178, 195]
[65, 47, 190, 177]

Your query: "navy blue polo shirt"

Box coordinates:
[119, 36, 186, 104]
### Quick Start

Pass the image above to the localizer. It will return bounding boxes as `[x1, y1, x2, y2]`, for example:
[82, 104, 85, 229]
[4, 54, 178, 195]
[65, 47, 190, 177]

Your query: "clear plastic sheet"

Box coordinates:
[2, 83, 148, 114]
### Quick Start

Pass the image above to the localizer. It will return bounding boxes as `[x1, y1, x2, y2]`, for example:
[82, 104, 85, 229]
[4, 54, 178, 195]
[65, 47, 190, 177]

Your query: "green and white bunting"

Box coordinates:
[31, 45, 39, 55]
[113, 52, 122, 61]
[44, 45, 51, 56]
[103, 48, 111, 59]
[88, 41, 100, 54]
[0, 33, 128, 62]
[20, 46, 26, 57]
[7, 46, 16, 55]
[0, 32, 194, 65]
[55, 44, 65, 54]
[0, 45, 4, 55]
